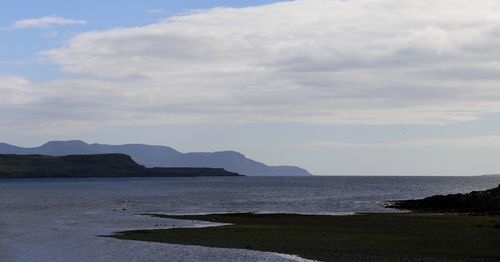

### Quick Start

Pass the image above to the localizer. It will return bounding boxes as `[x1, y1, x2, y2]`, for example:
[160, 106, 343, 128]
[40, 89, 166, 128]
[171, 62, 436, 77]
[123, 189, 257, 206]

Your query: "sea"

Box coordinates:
[1, 176, 500, 262]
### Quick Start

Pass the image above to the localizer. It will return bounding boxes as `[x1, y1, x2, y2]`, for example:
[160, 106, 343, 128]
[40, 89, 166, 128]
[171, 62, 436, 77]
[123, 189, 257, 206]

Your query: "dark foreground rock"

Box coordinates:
[387, 184, 500, 215]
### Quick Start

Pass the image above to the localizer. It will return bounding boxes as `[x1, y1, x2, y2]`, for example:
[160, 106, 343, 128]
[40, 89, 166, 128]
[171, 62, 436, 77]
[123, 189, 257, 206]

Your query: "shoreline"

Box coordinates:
[109, 212, 500, 262]
[4, 177, 500, 261]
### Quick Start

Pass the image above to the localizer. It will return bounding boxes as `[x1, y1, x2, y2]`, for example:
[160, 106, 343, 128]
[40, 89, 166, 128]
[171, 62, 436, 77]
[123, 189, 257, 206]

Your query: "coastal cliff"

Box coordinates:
[0, 154, 241, 178]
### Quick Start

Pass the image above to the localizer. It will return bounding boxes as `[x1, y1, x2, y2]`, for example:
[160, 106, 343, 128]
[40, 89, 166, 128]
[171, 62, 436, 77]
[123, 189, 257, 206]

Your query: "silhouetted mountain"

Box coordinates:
[0, 154, 240, 178]
[175, 151, 311, 176]
[0, 143, 25, 154]
[0, 141, 312, 176]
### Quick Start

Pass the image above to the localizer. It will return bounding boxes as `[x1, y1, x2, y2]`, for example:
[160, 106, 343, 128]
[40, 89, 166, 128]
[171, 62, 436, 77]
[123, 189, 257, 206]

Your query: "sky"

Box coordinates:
[1, 0, 500, 176]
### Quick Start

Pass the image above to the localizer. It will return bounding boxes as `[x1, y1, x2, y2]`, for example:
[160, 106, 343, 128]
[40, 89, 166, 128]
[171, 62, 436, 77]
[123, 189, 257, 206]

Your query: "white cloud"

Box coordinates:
[11, 16, 86, 29]
[5, 0, 500, 129]
[145, 9, 169, 15]
[0, 76, 38, 105]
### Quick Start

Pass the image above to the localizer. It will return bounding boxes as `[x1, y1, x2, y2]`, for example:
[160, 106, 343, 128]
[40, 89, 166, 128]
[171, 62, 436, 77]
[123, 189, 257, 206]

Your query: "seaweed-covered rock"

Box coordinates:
[387, 185, 500, 215]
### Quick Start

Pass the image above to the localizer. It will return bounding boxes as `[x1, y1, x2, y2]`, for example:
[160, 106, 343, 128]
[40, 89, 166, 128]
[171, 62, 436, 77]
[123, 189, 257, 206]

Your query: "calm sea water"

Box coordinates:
[2, 176, 500, 214]
[1, 176, 500, 262]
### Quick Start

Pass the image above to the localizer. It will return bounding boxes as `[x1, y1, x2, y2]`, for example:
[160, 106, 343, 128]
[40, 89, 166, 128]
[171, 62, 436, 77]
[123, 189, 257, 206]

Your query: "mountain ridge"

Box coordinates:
[0, 141, 312, 176]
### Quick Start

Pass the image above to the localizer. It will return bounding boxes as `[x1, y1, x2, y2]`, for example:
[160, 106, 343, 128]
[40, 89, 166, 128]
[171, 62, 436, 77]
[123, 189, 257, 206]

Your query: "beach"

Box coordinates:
[112, 213, 500, 262]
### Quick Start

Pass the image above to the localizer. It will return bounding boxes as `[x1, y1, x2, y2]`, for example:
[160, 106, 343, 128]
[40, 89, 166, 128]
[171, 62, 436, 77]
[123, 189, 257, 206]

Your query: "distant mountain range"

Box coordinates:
[0, 141, 312, 176]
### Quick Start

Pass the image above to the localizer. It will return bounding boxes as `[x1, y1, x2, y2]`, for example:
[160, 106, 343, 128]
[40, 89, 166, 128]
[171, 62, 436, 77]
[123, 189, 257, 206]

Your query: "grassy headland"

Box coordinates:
[0, 154, 241, 178]
[111, 213, 500, 262]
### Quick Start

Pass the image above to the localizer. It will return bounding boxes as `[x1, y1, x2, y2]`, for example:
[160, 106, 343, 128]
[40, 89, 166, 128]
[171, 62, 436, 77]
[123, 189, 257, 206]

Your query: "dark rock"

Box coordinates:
[386, 184, 500, 215]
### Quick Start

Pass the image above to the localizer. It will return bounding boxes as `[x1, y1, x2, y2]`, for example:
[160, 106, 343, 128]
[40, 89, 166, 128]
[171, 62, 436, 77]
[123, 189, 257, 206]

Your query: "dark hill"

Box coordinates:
[0, 141, 312, 176]
[0, 154, 240, 178]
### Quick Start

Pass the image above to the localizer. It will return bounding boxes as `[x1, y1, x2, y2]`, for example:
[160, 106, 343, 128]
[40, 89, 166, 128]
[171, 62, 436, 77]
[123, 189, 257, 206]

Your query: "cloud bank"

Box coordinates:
[4, 0, 500, 130]
[10, 16, 86, 29]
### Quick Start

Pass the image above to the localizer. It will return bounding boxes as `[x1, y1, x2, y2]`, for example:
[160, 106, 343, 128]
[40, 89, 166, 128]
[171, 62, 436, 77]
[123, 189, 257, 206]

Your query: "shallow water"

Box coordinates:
[1, 176, 499, 262]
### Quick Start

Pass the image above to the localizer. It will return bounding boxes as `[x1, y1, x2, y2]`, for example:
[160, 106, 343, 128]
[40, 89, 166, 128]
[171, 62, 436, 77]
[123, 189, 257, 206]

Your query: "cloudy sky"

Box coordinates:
[2, 0, 500, 176]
